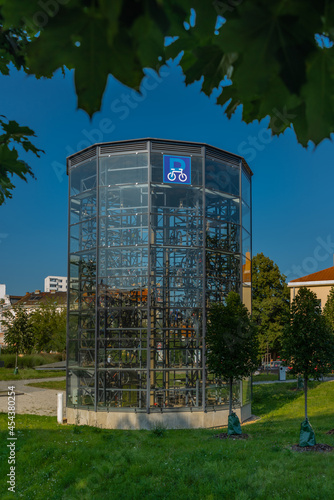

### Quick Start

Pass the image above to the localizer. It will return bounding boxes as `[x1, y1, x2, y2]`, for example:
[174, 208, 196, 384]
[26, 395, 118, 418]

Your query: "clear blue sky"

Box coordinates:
[1, 60, 334, 295]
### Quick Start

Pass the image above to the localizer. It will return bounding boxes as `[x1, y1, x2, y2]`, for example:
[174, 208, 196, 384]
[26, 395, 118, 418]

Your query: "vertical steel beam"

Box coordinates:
[146, 141, 152, 413]
[94, 150, 99, 412]
[66, 159, 71, 407]
[202, 146, 206, 411]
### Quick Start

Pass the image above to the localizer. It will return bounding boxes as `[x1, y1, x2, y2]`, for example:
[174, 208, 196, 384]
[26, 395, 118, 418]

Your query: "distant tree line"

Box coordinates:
[206, 255, 334, 443]
[251, 252, 334, 361]
[1, 301, 66, 362]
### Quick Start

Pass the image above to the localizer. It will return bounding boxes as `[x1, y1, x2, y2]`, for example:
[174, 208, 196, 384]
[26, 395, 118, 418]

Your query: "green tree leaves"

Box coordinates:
[2, 307, 34, 359]
[300, 48, 334, 145]
[30, 301, 67, 353]
[281, 287, 334, 425]
[206, 291, 259, 381]
[323, 286, 334, 331]
[1, 0, 334, 206]
[281, 288, 334, 381]
[1, 302, 66, 354]
[184, 0, 334, 145]
[0, 116, 43, 204]
[2, 0, 334, 144]
[252, 253, 290, 357]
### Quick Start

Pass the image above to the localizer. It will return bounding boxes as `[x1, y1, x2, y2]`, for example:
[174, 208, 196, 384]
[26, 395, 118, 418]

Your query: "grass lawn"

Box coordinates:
[26, 380, 66, 390]
[1, 381, 334, 499]
[0, 368, 66, 381]
[252, 372, 297, 382]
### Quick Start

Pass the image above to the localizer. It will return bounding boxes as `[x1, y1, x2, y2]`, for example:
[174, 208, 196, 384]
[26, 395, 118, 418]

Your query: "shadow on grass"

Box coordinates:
[1, 409, 334, 500]
[252, 381, 321, 417]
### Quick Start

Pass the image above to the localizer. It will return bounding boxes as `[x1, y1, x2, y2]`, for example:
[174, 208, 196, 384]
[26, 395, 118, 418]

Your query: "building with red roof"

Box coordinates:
[287, 266, 334, 309]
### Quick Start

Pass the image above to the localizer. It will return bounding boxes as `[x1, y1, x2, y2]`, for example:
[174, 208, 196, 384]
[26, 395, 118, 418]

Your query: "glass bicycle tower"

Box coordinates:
[66, 139, 252, 429]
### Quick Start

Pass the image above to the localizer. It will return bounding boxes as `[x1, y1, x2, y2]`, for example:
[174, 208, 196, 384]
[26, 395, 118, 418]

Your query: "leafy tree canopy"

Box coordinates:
[281, 287, 334, 424]
[29, 301, 67, 353]
[281, 288, 334, 381]
[206, 291, 259, 381]
[1, 0, 334, 201]
[2, 306, 34, 358]
[252, 253, 290, 357]
[0, 10, 44, 203]
[0, 116, 43, 204]
[206, 291, 258, 416]
[1, 0, 334, 147]
[323, 285, 334, 331]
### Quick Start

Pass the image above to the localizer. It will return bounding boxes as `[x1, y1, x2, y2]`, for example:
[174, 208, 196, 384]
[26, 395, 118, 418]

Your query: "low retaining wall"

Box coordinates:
[66, 404, 252, 430]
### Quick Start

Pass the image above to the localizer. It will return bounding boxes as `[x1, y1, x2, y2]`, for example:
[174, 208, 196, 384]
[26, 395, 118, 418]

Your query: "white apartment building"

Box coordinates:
[44, 276, 67, 292]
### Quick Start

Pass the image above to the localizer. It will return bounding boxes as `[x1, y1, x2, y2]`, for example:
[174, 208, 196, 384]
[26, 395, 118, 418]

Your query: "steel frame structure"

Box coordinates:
[66, 139, 252, 415]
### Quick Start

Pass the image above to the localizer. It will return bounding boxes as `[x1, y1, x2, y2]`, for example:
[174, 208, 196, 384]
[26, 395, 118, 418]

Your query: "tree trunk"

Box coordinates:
[304, 377, 308, 420]
[229, 377, 233, 415]
[15, 349, 18, 368]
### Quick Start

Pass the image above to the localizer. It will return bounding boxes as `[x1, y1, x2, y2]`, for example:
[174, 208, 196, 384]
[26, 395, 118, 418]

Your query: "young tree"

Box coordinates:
[206, 291, 259, 433]
[323, 286, 334, 331]
[252, 253, 290, 359]
[281, 288, 334, 446]
[30, 301, 67, 355]
[2, 306, 34, 367]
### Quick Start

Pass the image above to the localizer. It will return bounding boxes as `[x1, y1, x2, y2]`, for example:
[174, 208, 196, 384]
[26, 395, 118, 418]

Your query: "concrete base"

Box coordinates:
[66, 404, 252, 430]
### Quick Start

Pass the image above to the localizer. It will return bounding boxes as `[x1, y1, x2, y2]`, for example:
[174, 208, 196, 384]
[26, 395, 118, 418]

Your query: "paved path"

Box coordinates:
[0, 377, 66, 417]
[253, 376, 334, 385]
[1, 376, 333, 418]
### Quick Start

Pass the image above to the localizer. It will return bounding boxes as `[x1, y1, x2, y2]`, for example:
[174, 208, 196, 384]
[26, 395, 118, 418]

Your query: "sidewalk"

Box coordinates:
[0, 377, 66, 417]
[1, 375, 333, 417]
[253, 376, 334, 385]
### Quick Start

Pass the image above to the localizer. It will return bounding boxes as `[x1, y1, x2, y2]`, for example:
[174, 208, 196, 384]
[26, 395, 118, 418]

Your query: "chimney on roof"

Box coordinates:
[25, 292, 30, 295]
[35, 290, 41, 294]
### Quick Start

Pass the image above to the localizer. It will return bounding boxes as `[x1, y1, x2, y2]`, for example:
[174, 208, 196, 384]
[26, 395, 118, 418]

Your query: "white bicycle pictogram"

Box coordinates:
[167, 167, 188, 182]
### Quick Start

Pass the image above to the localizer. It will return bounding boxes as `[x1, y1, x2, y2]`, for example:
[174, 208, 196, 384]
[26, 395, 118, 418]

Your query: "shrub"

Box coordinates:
[0, 353, 62, 368]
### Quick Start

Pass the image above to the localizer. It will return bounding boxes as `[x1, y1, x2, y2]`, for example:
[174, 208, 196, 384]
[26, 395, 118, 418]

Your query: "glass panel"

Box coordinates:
[151, 213, 203, 247]
[151, 246, 203, 307]
[151, 185, 203, 214]
[98, 248, 148, 284]
[99, 214, 148, 248]
[99, 185, 148, 216]
[70, 219, 97, 253]
[242, 201, 251, 234]
[68, 367, 95, 407]
[206, 252, 240, 279]
[149, 368, 203, 409]
[242, 170, 251, 207]
[70, 159, 96, 196]
[69, 251, 96, 319]
[205, 190, 240, 224]
[205, 158, 239, 195]
[70, 191, 97, 224]
[206, 220, 240, 253]
[242, 253, 251, 285]
[242, 229, 251, 258]
[68, 311, 95, 340]
[99, 153, 148, 186]
[205, 378, 240, 408]
[67, 366, 95, 407]
[242, 377, 251, 405]
[96, 370, 147, 408]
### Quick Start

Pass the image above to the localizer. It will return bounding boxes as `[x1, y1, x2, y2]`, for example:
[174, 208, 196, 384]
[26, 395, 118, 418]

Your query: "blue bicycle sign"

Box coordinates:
[163, 155, 191, 185]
